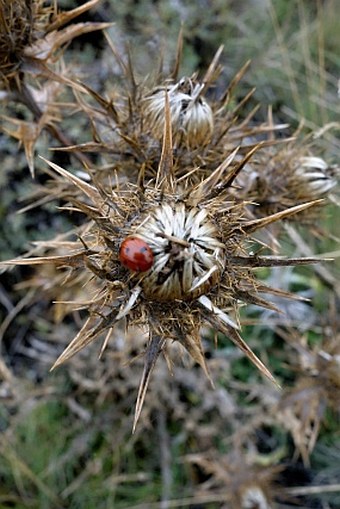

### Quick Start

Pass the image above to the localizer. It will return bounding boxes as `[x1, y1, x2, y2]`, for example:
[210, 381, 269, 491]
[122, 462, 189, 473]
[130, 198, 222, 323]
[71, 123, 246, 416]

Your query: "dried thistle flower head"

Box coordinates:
[237, 138, 338, 222]
[143, 76, 214, 147]
[0, 0, 111, 175]
[130, 203, 225, 301]
[69, 42, 289, 184]
[0, 0, 108, 86]
[2, 93, 322, 430]
[0, 0, 46, 81]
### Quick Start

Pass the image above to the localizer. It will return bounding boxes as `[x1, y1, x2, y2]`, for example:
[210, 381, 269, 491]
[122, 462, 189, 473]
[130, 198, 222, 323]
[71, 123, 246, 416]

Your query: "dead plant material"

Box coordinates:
[1, 92, 324, 429]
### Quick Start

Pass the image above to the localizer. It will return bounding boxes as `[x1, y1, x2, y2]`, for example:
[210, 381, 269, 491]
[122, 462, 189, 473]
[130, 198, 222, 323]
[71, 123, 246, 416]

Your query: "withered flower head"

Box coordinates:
[70, 43, 287, 182]
[0, 0, 46, 81]
[2, 93, 322, 430]
[0, 0, 111, 175]
[143, 76, 214, 148]
[0, 0, 109, 85]
[237, 139, 338, 222]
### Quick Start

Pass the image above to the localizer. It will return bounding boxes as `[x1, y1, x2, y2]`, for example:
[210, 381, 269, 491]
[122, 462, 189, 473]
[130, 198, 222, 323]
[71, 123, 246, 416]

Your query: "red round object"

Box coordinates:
[119, 237, 154, 272]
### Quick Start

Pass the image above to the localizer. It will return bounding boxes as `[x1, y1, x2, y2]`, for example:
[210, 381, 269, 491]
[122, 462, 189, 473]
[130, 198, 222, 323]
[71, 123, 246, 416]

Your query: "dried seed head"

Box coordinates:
[0, 0, 37, 80]
[238, 144, 338, 221]
[70, 45, 286, 185]
[131, 203, 225, 301]
[143, 77, 214, 147]
[0, 0, 109, 85]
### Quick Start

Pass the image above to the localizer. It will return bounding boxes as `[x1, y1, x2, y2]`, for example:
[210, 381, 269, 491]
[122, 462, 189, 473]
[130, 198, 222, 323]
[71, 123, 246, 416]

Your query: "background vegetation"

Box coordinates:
[0, 1, 339, 508]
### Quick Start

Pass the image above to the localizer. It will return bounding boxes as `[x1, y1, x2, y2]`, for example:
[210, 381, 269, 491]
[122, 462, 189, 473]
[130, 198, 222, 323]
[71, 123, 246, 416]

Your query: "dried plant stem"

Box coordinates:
[157, 410, 172, 509]
[285, 483, 340, 496]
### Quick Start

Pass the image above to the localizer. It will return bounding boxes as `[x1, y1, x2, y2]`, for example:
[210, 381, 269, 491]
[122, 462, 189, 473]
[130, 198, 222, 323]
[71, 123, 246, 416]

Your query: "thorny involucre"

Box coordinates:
[2, 88, 323, 430]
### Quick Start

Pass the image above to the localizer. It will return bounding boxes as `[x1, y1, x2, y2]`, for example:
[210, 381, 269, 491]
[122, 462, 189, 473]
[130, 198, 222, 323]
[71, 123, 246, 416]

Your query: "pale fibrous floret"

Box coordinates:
[143, 77, 214, 147]
[133, 203, 225, 301]
[295, 156, 337, 196]
[241, 487, 271, 509]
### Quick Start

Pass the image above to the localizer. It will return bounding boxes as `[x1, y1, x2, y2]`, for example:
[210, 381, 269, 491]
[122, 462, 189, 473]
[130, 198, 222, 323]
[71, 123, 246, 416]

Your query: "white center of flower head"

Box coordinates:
[143, 77, 214, 146]
[242, 486, 270, 509]
[295, 156, 337, 196]
[133, 203, 225, 301]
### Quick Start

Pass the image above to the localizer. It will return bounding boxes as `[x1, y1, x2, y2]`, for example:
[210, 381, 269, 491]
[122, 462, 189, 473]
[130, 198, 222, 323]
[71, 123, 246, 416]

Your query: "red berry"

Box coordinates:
[119, 237, 154, 272]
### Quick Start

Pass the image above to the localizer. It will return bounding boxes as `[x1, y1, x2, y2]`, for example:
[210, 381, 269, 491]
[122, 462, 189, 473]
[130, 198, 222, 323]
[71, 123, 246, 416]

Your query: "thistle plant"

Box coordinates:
[2, 3, 338, 434]
[2, 87, 324, 430]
